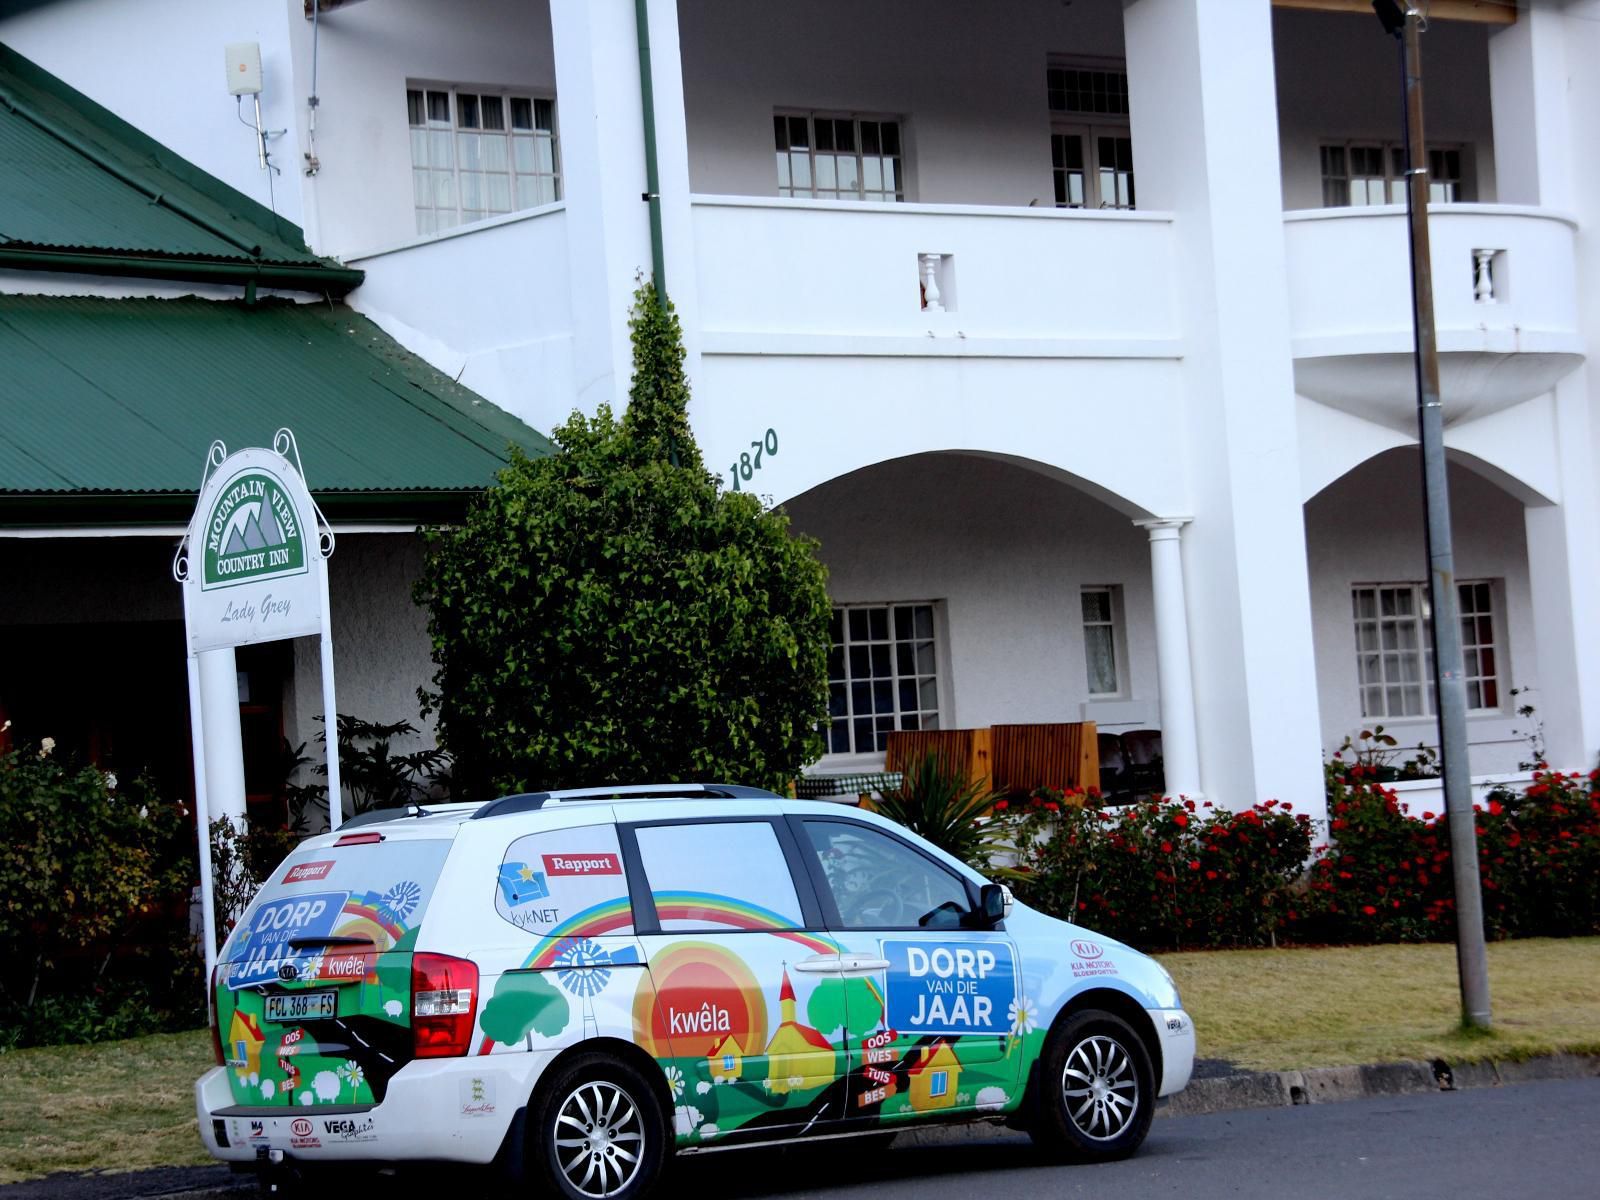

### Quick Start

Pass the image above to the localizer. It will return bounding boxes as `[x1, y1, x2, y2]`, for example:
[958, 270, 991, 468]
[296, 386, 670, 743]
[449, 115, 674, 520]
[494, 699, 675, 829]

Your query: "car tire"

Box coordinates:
[528, 1052, 669, 1200]
[1028, 1008, 1155, 1163]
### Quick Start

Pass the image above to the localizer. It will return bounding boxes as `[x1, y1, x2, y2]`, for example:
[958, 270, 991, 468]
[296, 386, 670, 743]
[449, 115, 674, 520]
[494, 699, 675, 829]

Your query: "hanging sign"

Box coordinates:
[180, 443, 327, 653]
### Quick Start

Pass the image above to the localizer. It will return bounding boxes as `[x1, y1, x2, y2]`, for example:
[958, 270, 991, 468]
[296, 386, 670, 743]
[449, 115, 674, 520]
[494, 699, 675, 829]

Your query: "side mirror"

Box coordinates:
[979, 883, 1012, 925]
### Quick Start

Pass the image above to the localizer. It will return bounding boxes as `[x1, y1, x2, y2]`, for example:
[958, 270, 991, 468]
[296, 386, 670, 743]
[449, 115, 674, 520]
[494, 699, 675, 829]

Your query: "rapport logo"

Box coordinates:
[201, 470, 307, 590]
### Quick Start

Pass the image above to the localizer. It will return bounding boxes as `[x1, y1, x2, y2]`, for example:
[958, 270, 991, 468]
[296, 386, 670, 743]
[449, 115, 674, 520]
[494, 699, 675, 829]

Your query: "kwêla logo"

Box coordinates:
[201, 470, 307, 590]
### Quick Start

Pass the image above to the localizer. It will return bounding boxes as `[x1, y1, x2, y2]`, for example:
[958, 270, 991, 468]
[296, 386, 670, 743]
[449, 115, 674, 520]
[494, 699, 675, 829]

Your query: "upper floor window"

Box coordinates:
[1320, 144, 1463, 208]
[1047, 61, 1134, 210]
[1352, 581, 1500, 719]
[828, 603, 941, 755]
[774, 112, 905, 202]
[407, 85, 560, 235]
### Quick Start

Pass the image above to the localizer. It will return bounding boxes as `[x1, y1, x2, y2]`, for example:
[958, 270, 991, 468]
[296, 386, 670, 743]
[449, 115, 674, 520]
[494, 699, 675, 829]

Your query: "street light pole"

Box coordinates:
[1374, 0, 1491, 1028]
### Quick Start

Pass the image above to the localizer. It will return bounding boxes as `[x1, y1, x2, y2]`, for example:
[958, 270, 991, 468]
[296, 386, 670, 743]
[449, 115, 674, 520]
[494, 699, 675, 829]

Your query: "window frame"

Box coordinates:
[1079, 584, 1128, 699]
[1046, 57, 1135, 211]
[1319, 141, 1466, 208]
[406, 81, 562, 236]
[618, 816, 828, 935]
[773, 109, 908, 203]
[1351, 579, 1503, 719]
[788, 815, 992, 934]
[825, 600, 948, 759]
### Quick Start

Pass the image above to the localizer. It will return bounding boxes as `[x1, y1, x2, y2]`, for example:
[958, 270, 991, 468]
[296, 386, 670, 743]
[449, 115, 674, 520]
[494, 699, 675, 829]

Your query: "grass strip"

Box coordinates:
[1159, 936, 1600, 1072]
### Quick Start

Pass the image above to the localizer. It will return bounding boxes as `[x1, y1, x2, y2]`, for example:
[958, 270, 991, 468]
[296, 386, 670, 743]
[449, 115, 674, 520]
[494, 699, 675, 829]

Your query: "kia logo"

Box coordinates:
[291, 1119, 313, 1137]
[1071, 940, 1104, 960]
[278, 964, 299, 981]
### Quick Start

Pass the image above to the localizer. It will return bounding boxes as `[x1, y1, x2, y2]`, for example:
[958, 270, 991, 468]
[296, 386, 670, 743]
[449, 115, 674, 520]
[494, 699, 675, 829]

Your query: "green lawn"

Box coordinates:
[1159, 937, 1600, 1072]
[0, 1027, 213, 1184]
[2, 939, 1596, 1183]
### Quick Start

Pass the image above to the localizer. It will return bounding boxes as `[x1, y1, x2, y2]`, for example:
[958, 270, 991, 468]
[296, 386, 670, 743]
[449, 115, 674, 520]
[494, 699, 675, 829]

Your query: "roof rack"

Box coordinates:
[340, 801, 478, 829]
[470, 783, 782, 821]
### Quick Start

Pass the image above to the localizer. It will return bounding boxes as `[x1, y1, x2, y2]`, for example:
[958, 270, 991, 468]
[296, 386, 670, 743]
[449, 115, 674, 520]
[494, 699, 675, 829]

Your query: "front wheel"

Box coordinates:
[1028, 1009, 1155, 1163]
[528, 1052, 669, 1200]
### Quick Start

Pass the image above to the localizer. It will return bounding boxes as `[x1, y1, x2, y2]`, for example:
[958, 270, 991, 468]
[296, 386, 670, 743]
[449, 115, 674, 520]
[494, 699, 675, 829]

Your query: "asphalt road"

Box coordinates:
[7, 1078, 1595, 1200]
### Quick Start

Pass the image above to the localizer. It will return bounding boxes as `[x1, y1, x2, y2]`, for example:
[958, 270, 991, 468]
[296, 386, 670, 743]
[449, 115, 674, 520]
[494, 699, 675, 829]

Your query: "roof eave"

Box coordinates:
[0, 246, 363, 296]
[0, 488, 480, 530]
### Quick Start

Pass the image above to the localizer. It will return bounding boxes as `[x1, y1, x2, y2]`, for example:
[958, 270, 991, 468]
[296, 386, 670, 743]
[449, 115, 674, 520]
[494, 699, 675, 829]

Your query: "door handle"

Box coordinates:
[838, 955, 890, 973]
[791, 954, 843, 972]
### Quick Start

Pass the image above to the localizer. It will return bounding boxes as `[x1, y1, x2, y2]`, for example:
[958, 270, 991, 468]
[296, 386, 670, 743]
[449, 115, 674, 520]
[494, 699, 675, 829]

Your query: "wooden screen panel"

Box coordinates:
[884, 728, 993, 789]
[988, 723, 1101, 795]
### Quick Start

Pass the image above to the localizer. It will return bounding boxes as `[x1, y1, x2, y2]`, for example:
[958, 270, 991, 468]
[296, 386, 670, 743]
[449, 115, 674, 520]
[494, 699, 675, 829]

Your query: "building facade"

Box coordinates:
[5, 0, 1599, 825]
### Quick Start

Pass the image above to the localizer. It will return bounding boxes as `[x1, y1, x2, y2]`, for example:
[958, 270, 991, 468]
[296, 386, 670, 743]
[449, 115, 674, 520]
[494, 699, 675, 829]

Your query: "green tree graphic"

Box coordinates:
[479, 972, 570, 1049]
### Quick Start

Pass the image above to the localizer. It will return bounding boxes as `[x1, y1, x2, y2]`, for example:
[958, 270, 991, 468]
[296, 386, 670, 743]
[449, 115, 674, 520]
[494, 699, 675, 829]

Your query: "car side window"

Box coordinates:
[803, 820, 971, 930]
[633, 821, 805, 931]
[495, 824, 634, 936]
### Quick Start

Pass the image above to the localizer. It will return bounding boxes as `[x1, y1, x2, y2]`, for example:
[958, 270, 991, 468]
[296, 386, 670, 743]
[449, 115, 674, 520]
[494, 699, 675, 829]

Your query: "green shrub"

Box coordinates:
[1003, 795, 1313, 951]
[872, 756, 1004, 869]
[0, 736, 199, 1046]
[416, 285, 832, 797]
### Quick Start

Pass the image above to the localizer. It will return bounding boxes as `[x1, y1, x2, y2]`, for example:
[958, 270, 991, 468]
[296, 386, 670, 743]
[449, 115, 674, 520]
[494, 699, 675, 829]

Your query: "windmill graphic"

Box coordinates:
[551, 937, 614, 1039]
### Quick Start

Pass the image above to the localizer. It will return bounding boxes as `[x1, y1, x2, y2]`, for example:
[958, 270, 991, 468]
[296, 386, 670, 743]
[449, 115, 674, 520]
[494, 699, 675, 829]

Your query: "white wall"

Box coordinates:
[284, 0, 555, 255]
[286, 532, 436, 760]
[1272, 8, 1496, 210]
[782, 452, 1159, 751]
[677, 0, 1125, 205]
[1304, 450, 1537, 775]
[0, 0, 305, 226]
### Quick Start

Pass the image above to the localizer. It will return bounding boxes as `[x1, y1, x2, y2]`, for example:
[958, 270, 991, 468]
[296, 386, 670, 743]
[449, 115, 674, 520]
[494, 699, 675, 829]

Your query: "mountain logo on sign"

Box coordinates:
[201, 470, 308, 590]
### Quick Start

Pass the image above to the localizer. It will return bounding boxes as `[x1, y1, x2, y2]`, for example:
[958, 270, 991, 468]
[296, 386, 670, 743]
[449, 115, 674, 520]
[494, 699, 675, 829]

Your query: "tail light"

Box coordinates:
[412, 952, 479, 1059]
[208, 964, 224, 1066]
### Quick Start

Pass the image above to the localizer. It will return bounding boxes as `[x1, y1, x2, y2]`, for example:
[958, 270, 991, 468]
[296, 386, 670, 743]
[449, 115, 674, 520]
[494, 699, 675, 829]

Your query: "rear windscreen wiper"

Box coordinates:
[287, 934, 377, 949]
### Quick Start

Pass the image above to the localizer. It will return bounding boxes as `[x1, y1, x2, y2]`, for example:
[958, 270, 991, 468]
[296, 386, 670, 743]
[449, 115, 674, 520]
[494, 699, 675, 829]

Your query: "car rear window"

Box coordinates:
[220, 838, 452, 989]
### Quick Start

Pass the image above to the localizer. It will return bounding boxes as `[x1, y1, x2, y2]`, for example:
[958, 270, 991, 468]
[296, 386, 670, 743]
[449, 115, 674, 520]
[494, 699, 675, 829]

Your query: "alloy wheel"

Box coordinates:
[552, 1079, 646, 1197]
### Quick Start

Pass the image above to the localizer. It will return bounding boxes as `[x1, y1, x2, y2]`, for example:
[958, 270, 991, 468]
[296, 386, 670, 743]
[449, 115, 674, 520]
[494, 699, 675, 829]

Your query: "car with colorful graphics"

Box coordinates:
[197, 784, 1194, 1197]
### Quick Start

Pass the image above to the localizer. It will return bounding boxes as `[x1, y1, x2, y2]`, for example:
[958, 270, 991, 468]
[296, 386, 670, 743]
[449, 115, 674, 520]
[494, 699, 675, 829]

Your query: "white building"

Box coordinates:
[4, 0, 1598, 826]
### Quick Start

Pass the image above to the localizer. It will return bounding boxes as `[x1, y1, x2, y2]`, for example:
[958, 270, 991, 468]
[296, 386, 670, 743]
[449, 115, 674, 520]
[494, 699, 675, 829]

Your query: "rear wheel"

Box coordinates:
[528, 1052, 668, 1200]
[1028, 1008, 1154, 1163]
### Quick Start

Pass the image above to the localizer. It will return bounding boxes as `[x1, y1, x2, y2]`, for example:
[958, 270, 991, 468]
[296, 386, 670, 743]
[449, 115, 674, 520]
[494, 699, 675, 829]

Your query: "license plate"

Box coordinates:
[266, 990, 337, 1023]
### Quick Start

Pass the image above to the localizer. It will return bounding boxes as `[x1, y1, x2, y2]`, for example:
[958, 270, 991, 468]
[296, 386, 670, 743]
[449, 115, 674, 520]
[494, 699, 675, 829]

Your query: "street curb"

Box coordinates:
[897, 1050, 1600, 1147]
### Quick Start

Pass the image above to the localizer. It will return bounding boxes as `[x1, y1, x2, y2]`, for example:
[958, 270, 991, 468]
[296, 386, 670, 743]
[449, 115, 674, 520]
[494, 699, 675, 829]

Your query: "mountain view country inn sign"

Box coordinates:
[175, 432, 330, 654]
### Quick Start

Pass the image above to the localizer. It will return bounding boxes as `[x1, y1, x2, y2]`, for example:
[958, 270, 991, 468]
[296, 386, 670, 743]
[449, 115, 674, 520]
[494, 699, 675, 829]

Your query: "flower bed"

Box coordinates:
[999, 765, 1600, 952]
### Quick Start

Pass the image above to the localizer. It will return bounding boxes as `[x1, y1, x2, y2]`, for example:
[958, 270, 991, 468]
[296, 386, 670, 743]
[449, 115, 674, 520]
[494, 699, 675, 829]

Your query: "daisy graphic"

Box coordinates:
[1008, 996, 1038, 1036]
[664, 1064, 685, 1100]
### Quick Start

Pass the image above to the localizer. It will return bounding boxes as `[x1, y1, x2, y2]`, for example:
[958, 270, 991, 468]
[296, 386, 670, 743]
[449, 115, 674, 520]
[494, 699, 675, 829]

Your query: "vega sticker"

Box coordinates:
[227, 891, 349, 990]
[883, 940, 1016, 1038]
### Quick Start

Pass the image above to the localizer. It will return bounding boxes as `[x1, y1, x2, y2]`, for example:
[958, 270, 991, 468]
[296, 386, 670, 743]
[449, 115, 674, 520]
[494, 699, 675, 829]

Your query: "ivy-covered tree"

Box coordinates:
[415, 284, 832, 798]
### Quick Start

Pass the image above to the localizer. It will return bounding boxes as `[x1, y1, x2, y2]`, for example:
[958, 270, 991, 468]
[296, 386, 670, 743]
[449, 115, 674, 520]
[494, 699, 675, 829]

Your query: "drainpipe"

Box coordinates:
[633, 0, 668, 303]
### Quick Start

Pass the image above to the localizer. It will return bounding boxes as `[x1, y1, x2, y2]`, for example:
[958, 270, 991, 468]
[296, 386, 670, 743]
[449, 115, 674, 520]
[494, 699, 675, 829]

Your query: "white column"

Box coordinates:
[1523, 368, 1600, 768]
[1123, 0, 1326, 820]
[198, 647, 247, 827]
[1488, 6, 1574, 209]
[1136, 519, 1201, 798]
[550, 0, 696, 414]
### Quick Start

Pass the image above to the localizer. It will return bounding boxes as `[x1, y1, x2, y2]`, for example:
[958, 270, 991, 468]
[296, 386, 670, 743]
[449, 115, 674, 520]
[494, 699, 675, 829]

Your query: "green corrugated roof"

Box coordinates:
[0, 43, 355, 286]
[0, 295, 552, 522]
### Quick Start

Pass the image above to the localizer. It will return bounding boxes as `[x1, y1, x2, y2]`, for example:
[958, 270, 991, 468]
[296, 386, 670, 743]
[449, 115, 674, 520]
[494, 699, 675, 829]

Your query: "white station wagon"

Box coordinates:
[198, 784, 1195, 1197]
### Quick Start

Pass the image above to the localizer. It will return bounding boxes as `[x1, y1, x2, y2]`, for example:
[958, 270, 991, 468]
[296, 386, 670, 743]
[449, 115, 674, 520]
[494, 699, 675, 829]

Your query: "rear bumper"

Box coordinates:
[1148, 1007, 1195, 1097]
[197, 1051, 555, 1165]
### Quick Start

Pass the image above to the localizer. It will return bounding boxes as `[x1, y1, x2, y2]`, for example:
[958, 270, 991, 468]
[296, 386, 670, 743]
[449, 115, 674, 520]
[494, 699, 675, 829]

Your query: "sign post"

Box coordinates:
[173, 429, 340, 983]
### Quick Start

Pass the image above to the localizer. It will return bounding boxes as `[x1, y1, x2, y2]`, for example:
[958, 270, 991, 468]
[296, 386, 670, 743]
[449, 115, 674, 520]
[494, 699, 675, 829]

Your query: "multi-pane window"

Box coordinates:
[407, 86, 560, 235]
[827, 603, 940, 755]
[774, 113, 904, 202]
[1320, 144, 1463, 208]
[1047, 62, 1135, 210]
[1352, 582, 1500, 718]
[1081, 587, 1121, 696]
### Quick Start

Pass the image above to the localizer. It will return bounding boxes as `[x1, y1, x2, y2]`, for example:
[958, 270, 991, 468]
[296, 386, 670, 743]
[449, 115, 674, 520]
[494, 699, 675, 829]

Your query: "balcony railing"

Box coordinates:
[690, 196, 1181, 357]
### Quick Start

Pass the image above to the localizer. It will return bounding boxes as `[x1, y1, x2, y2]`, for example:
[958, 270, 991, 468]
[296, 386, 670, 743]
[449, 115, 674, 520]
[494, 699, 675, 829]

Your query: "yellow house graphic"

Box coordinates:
[228, 1009, 265, 1079]
[906, 1040, 962, 1112]
[764, 967, 833, 1096]
[706, 1032, 744, 1083]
